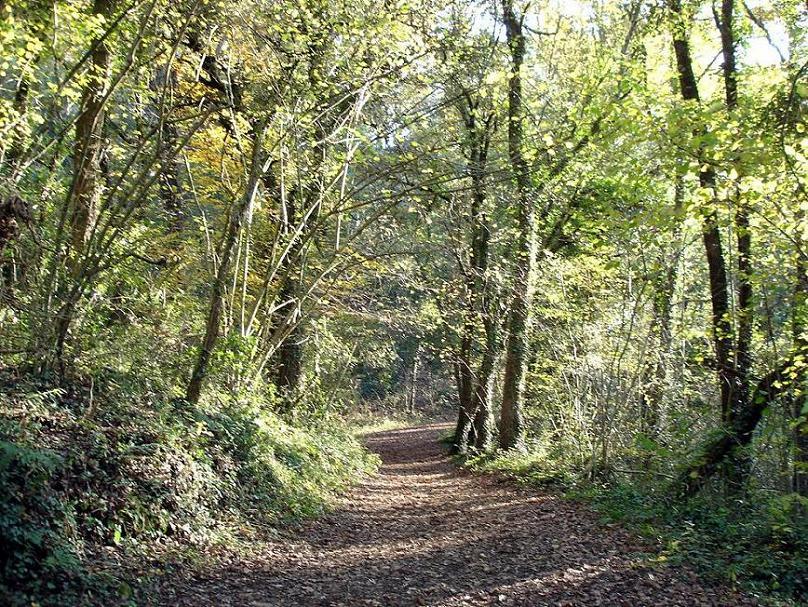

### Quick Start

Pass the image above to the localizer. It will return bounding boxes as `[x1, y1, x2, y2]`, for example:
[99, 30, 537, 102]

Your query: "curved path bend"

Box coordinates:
[159, 424, 754, 607]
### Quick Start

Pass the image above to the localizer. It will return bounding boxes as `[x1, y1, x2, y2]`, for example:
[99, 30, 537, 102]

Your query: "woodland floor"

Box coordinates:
[154, 424, 756, 606]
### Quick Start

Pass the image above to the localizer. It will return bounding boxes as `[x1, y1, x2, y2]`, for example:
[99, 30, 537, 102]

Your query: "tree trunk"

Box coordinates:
[666, 0, 766, 494]
[675, 363, 793, 497]
[69, 0, 114, 264]
[472, 307, 498, 451]
[5, 75, 30, 171]
[669, 0, 738, 421]
[450, 84, 496, 454]
[269, 184, 306, 400]
[274, 285, 303, 396]
[452, 327, 476, 454]
[186, 123, 266, 404]
[793, 206, 807, 497]
[716, 0, 753, 487]
[499, 0, 532, 450]
[269, 71, 331, 400]
[471, 209, 497, 451]
[408, 351, 418, 414]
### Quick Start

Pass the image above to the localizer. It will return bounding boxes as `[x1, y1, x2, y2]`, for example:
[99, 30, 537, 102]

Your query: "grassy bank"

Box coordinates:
[0, 374, 378, 606]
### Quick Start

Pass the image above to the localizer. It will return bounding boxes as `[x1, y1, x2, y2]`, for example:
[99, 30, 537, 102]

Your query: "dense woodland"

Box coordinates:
[0, 0, 806, 604]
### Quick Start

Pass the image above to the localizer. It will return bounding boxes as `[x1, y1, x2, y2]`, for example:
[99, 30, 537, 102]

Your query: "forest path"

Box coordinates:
[158, 423, 753, 606]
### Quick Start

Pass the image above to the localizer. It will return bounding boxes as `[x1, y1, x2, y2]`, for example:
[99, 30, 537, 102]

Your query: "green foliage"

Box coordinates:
[573, 484, 808, 603]
[0, 377, 378, 606]
[0, 438, 86, 605]
[1, 0, 807, 603]
[465, 447, 572, 488]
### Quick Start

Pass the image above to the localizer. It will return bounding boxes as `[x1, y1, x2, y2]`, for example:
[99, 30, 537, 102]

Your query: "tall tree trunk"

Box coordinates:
[717, 0, 750, 409]
[408, 350, 419, 414]
[5, 76, 31, 171]
[452, 323, 476, 454]
[472, 304, 498, 451]
[499, 0, 532, 450]
[677, 169, 807, 498]
[468, 163, 496, 450]
[41, 0, 114, 374]
[452, 189, 480, 453]
[449, 88, 496, 454]
[269, 174, 308, 401]
[270, 66, 330, 400]
[3, 2, 49, 175]
[674, 203, 804, 497]
[69, 0, 114, 264]
[274, 275, 304, 395]
[668, 0, 736, 425]
[793, 205, 808, 497]
[665, 0, 778, 495]
[186, 123, 266, 404]
[261, 163, 303, 397]
[716, 0, 753, 488]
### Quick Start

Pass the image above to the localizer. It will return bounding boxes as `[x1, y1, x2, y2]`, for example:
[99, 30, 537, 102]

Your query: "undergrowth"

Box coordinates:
[0, 372, 378, 606]
[463, 448, 808, 606]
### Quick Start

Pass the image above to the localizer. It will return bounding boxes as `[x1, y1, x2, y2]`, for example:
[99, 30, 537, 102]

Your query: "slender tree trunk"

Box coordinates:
[409, 351, 418, 414]
[186, 123, 266, 404]
[471, 212, 497, 451]
[274, 277, 304, 395]
[69, 0, 114, 264]
[499, 0, 532, 450]
[793, 206, 808, 497]
[270, 85, 330, 400]
[453, 209, 479, 453]
[452, 324, 476, 454]
[677, 202, 806, 498]
[40, 0, 114, 374]
[716, 0, 749, 397]
[472, 308, 498, 451]
[450, 90, 495, 453]
[151, 65, 185, 231]
[3, 4, 49, 175]
[665, 0, 779, 495]
[716, 0, 754, 488]
[269, 181, 306, 400]
[668, 0, 736, 423]
[5, 76, 30, 170]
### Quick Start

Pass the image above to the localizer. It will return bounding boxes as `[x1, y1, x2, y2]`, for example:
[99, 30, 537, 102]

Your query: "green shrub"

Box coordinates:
[0, 439, 87, 605]
[0, 376, 378, 606]
[571, 483, 808, 603]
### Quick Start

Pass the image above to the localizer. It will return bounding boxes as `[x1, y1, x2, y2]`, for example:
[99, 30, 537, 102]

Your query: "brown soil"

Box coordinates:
[155, 423, 755, 606]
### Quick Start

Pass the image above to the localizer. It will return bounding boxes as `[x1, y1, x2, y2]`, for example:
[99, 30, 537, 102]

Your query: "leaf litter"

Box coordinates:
[154, 424, 756, 606]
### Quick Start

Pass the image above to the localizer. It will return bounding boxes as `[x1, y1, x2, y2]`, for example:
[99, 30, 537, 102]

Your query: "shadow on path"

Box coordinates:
[156, 423, 754, 607]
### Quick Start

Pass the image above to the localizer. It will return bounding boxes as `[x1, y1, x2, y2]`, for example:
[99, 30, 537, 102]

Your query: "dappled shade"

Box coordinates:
[156, 426, 753, 606]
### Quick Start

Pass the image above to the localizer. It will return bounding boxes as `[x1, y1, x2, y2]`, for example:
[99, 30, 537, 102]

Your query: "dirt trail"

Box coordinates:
[158, 424, 754, 606]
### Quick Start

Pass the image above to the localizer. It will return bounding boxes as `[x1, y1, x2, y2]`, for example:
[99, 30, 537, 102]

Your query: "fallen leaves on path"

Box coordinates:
[154, 424, 756, 606]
